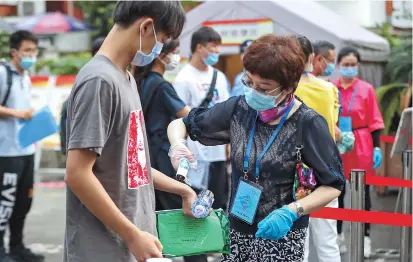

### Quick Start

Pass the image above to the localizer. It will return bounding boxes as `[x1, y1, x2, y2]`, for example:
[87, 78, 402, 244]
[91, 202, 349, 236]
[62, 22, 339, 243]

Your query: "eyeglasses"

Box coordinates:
[241, 72, 280, 96]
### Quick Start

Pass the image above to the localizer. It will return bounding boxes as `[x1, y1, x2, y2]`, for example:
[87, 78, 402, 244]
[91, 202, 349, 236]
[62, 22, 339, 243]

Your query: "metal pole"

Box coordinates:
[350, 169, 366, 262]
[400, 150, 412, 262]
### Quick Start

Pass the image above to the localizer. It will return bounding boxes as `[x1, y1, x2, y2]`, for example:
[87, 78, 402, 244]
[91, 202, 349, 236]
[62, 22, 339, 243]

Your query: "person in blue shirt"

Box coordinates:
[0, 30, 45, 262]
[231, 39, 253, 97]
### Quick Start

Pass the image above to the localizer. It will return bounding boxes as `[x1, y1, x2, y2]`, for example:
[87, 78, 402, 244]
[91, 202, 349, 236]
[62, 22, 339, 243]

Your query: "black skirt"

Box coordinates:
[221, 228, 307, 262]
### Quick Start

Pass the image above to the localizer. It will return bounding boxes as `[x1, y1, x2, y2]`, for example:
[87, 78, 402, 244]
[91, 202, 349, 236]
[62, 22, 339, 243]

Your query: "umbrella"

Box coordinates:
[16, 12, 89, 34]
[0, 19, 15, 33]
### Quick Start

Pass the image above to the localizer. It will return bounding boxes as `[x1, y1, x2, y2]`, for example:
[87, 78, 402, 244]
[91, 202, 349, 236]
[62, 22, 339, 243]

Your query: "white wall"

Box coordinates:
[17, 0, 45, 16]
[315, 0, 387, 27]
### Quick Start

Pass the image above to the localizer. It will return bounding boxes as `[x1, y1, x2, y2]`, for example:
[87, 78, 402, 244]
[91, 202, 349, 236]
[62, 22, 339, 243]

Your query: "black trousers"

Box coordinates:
[0, 155, 34, 248]
[337, 184, 371, 237]
[208, 161, 228, 211]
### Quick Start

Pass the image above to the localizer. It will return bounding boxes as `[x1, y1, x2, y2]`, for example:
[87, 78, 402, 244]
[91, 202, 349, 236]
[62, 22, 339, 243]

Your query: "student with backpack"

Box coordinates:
[0, 30, 44, 262]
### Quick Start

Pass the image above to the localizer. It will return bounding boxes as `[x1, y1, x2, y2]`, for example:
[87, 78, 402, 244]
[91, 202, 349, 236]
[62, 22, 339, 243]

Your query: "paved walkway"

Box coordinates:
[20, 181, 404, 262]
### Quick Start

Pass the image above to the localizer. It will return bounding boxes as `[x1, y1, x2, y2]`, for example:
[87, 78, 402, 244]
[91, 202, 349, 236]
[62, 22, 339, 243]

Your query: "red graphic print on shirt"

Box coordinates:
[127, 110, 149, 189]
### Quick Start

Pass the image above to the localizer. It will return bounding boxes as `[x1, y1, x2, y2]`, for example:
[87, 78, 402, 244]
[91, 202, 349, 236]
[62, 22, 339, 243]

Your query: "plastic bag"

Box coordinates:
[156, 209, 230, 257]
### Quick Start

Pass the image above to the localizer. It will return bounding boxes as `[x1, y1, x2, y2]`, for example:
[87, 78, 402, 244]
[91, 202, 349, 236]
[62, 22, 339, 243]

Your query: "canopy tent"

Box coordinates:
[180, 0, 390, 87]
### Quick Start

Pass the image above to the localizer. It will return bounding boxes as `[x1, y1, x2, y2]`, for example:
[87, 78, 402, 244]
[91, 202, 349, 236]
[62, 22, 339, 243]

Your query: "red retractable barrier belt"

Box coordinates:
[366, 174, 413, 188]
[310, 207, 412, 227]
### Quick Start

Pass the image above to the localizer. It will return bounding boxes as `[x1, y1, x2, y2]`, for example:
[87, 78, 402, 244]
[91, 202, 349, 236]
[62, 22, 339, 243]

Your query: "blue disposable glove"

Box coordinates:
[373, 147, 382, 170]
[255, 205, 298, 240]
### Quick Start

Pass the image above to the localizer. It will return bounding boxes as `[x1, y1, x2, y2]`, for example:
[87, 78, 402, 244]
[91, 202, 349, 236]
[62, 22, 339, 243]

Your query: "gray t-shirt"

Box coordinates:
[64, 55, 157, 262]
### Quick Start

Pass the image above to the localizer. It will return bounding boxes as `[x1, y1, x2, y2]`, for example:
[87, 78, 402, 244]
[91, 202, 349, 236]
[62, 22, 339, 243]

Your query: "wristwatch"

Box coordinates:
[293, 202, 304, 217]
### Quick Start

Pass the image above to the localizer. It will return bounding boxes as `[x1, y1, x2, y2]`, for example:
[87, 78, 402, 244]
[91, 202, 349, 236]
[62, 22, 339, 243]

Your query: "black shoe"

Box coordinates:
[0, 248, 16, 262]
[9, 245, 44, 262]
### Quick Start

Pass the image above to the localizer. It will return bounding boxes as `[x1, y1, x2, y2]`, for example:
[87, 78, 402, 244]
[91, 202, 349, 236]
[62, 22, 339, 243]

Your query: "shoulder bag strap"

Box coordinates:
[198, 69, 218, 108]
[296, 112, 306, 150]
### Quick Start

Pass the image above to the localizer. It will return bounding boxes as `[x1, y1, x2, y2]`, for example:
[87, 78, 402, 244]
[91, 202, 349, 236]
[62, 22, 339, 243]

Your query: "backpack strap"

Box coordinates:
[1, 63, 13, 107]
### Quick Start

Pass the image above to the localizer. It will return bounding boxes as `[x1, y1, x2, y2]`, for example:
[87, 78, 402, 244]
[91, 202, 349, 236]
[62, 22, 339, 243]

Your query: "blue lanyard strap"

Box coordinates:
[339, 85, 358, 115]
[243, 103, 294, 182]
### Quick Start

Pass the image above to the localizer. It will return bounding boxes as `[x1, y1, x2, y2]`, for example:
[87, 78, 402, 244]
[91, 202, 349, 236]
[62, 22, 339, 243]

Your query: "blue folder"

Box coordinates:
[18, 106, 59, 148]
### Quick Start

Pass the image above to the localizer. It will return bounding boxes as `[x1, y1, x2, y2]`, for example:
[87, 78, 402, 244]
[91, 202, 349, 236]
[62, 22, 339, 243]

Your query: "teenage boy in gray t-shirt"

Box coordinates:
[63, 2, 197, 262]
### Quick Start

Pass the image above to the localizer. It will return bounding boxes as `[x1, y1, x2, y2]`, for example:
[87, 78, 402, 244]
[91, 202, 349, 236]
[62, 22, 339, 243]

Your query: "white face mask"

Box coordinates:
[161, 54, 181, 71]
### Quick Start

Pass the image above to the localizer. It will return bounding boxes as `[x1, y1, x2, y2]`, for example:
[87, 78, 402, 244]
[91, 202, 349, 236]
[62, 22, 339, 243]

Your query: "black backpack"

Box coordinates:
[0, 61, 13, 106]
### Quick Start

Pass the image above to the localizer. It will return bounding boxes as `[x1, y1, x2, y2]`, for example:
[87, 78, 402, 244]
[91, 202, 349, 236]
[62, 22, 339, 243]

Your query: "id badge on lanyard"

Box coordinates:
[229, 104, 294, 225]
[339, 86, 358, 132]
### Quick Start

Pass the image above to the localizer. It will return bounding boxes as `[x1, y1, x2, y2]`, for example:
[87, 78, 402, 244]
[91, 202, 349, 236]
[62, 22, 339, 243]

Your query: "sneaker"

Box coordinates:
[0, 247, 16, 262]
[364, 236, 372, 258]
[9, 245, 44, 262]
[337, 234, 348, 253]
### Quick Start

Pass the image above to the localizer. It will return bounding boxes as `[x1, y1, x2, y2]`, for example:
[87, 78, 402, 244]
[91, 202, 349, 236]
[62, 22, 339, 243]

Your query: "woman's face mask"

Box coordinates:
[242, 73, 286, 111]
[339, 66, 358, 79]
[244, 86, 286, 111]
[161, 53, 181, 71]
[132, 23, 164, 67]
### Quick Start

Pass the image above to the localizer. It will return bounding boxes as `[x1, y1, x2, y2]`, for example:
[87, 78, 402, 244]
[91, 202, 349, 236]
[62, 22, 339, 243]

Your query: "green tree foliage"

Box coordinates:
[76, 1, 203, 39]
[181, 1, 202, 11]
[76, 1, 117, 39]
[384, 39, 412, 84]
[376, 39, 412, 134]
[35, 52, 92, 76]
[371, 22, 404, 48]
[0, 30, 10, 60]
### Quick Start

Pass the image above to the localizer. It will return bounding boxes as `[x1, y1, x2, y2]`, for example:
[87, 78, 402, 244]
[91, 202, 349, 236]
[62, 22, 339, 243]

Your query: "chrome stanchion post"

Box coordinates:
[350, 169, 366, 262]
[400, 150, 412, 262]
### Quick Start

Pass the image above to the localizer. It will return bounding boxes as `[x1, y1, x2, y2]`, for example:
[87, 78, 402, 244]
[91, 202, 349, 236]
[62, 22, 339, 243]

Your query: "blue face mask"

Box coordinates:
[132, 23, 164, 67]
[20, 57, 36, 70]
[323, 63, 335, 76]
[340, 66, 358, 78]
[203, 53, 219, 66]
[244, 86, 283, 111]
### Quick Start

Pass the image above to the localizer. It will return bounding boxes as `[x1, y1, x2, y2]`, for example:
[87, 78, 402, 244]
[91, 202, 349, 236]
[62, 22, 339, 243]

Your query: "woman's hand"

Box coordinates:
[168, 140, 197, 170]
[255, 205, 298, 240]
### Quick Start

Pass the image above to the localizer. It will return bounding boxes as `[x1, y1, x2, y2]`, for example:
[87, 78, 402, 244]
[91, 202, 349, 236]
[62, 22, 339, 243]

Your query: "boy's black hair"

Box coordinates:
[337, 46, 361, 63]
[190, 26, 221, 53]
[9, 30, 38, 51]
[113, 0, 186, 39]
[240, 40, 253, 53]
[313, 40, 335, 58]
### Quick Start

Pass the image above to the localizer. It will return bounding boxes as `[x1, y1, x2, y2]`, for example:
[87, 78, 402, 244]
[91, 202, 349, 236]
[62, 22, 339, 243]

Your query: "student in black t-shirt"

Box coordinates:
[133, 39, 206, 262]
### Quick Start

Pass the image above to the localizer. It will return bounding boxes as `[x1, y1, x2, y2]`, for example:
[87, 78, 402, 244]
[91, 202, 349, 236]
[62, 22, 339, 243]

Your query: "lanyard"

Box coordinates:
[243, 103, 294, 182]
[339, 85, 358, 114]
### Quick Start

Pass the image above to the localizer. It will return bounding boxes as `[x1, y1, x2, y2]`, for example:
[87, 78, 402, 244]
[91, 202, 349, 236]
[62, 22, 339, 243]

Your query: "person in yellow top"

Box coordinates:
[295, 35, 342, 262]
[295, 38, 339, 140]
